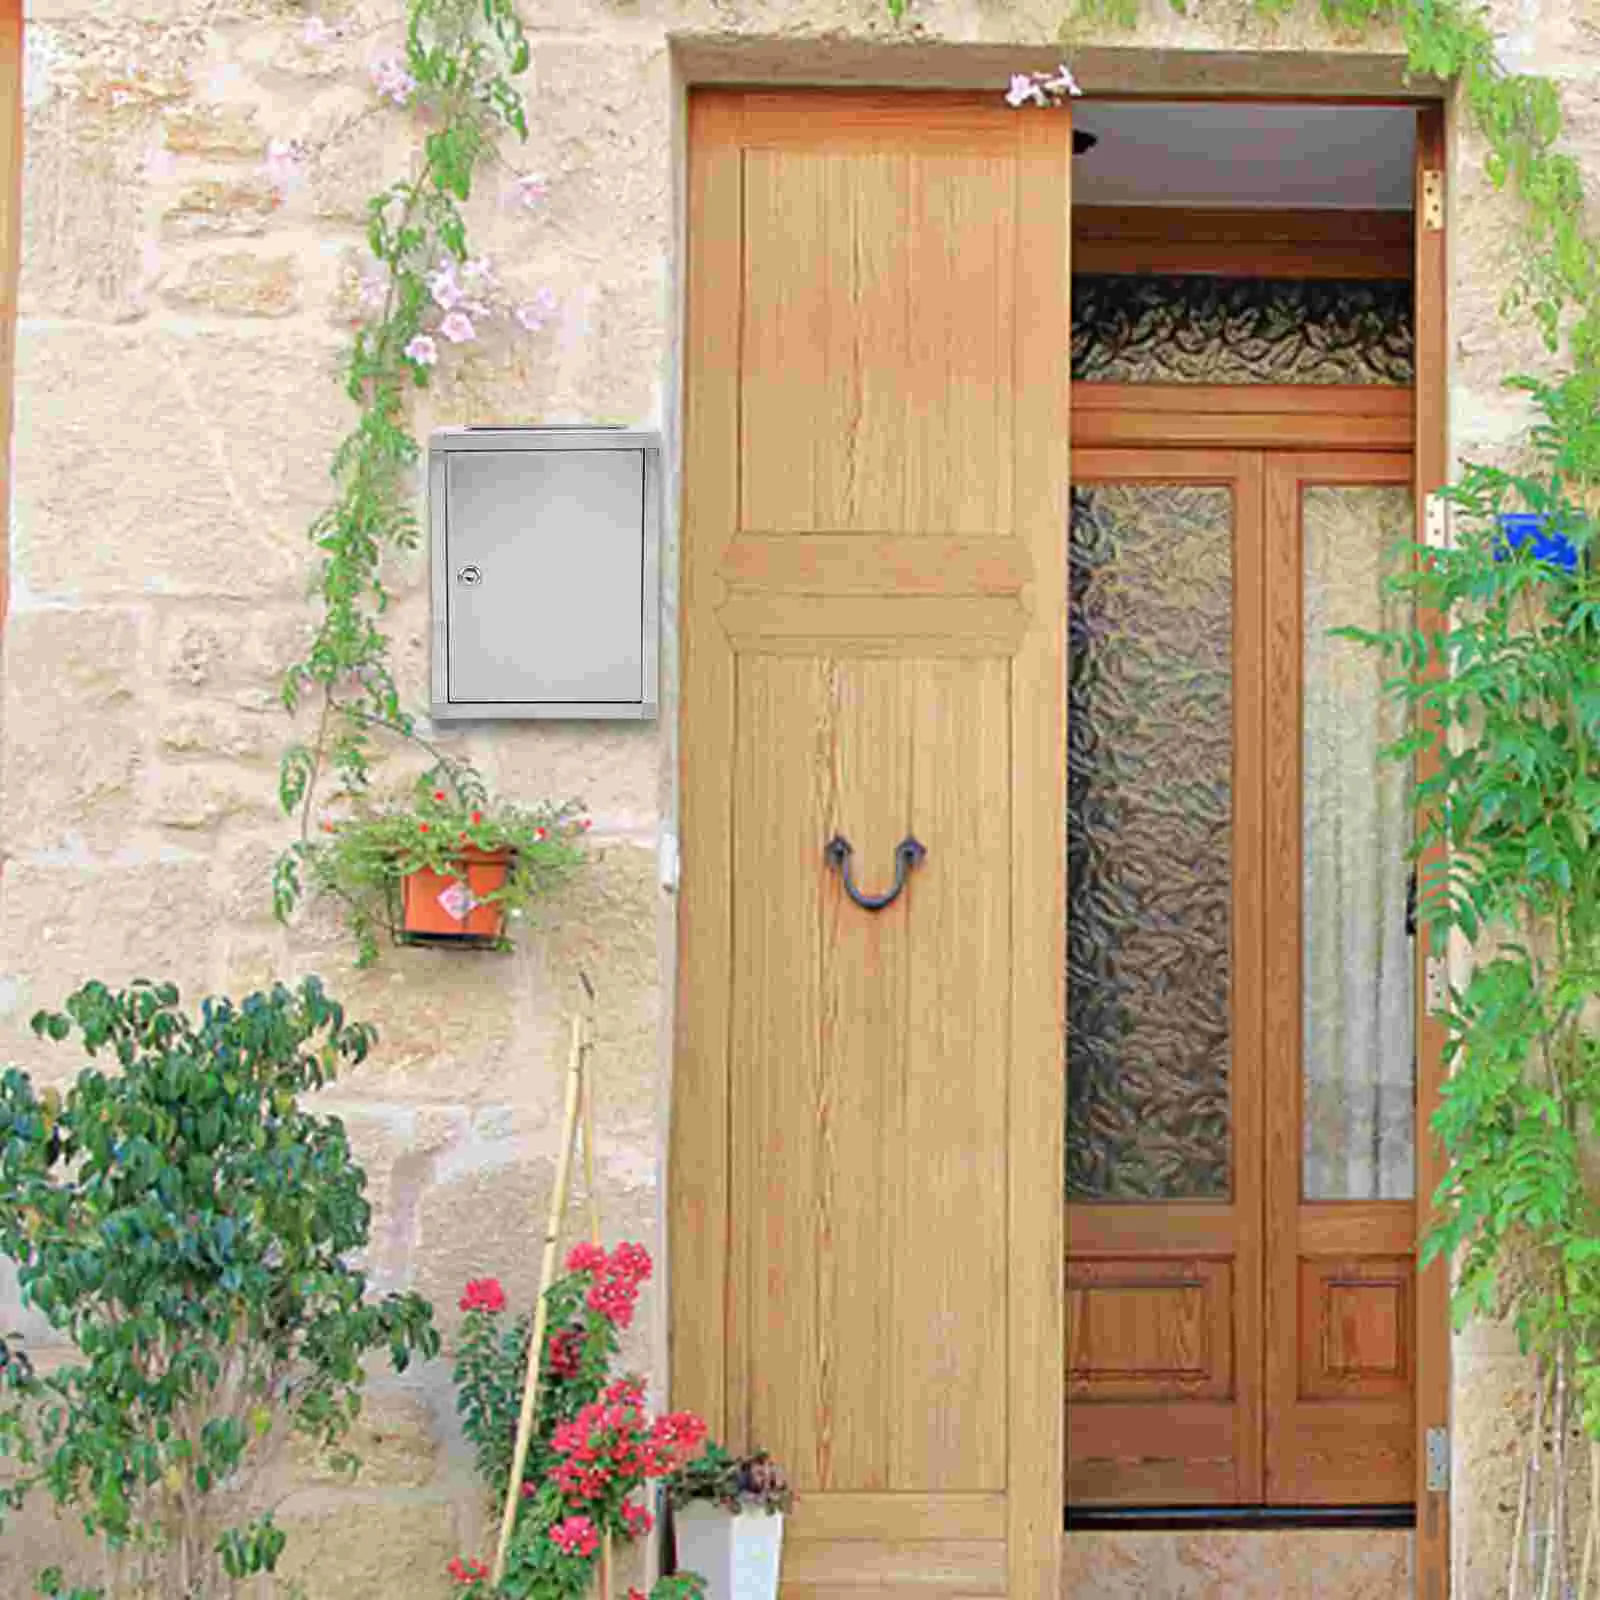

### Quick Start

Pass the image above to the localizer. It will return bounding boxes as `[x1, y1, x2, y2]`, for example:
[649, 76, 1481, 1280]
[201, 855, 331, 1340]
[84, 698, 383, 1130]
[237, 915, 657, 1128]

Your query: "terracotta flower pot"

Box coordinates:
[398, 848, 513, 947]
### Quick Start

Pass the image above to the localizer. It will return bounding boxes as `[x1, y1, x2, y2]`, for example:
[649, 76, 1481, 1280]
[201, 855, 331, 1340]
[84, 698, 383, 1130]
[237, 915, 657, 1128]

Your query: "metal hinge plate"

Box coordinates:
[1425, 1425, 1449, 1492]
[1422, 170, 1445, 231]
[1425, 955, 1449, 1015]
[1425, 493, 1451, 551]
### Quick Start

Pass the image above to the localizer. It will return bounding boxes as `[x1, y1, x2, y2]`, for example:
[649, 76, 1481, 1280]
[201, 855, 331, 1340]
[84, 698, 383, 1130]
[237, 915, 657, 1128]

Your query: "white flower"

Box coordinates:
[426, 265, 464, 310]
[1044, 63, 1083, 97]
[302, 16, 336, 46]
[371, 58, 417, 107]
[357, 273, 388, 310]
[264, 137, 305, 186]
[514, 287, 559, 332]
[515, 171, 550, 209]
[404, 334, 438, 366]
[461, 256, 494, 285]
[1005, 65, 1082, 107]
[438, 310, 476, 343]
[1007, 74, 1046, 108]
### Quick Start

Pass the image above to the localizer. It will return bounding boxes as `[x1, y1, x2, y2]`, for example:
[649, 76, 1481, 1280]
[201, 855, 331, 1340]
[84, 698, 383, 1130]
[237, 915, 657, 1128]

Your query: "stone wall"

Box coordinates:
[6, 0, 1600, 1593]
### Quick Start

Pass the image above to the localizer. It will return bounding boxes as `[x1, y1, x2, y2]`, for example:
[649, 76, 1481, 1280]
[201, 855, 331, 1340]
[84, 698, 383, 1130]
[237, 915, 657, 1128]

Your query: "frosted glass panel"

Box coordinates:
[1302, 486, 1416, 1202]
[1072, 276, 1415, 386]
[1067, 484, 1233, 1202]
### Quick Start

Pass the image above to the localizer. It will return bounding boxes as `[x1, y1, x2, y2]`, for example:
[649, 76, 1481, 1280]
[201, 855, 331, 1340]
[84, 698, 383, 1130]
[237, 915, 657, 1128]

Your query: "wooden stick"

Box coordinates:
[492, 1012, 587, 1584]
[579, 997, 614, 1600]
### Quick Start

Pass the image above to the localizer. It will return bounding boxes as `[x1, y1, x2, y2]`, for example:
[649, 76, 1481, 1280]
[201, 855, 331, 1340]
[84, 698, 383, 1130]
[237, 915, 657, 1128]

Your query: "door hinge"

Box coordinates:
[1425, 955, 1449, 1015]
[1425, 492, 1451, 551]
[1422, 169, 1445, 232]
[1425, 1425, 1450, 1492]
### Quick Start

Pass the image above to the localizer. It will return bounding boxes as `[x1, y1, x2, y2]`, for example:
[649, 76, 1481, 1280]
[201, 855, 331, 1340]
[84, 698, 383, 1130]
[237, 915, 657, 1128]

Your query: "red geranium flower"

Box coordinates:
[460, 1278, 507, 1314]
[447, 1555, 488, 1586]
[549, 1514, 600, 1558]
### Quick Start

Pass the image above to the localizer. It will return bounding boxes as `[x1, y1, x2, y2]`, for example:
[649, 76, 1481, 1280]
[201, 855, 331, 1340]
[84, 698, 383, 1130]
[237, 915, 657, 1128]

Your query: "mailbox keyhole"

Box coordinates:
[457, 564, 483, 586]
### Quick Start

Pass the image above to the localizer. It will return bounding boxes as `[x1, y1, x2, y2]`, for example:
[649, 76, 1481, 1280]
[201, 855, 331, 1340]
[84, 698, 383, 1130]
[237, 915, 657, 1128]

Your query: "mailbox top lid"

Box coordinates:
[430, 425, 661, 455]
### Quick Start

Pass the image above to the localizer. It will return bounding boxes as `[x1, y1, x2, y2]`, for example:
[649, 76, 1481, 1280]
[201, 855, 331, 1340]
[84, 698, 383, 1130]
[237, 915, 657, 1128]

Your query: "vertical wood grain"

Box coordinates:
[1232, 449, 1268, 1506]
[1010, 107, 1069, 1600]
[900, 659, 1009, 1491]
[904, 158, 1015, 536]
[1412, 101, 1452, 1600]
[672, 90, 743, 1443]
[681, 90, 1066, 1598]
[1261, 453, 1303, 1504]
[731, 655, 825, 1479]
[819, 658, 913, 1489]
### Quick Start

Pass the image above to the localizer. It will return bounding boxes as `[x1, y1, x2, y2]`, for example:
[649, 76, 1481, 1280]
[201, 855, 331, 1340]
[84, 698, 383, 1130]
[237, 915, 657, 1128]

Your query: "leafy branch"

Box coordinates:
[275, 0, 533, 857]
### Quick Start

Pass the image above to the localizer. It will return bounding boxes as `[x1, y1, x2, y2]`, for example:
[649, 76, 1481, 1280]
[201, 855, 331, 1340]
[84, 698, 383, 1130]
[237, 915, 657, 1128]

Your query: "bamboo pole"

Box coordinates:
[491, 1010, 587, 1585]
[577, 977, 614, 1600]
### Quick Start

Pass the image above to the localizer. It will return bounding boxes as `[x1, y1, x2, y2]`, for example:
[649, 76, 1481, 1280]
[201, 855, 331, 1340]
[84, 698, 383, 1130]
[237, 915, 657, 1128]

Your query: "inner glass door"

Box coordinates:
[1064, 446, 1417, 1509]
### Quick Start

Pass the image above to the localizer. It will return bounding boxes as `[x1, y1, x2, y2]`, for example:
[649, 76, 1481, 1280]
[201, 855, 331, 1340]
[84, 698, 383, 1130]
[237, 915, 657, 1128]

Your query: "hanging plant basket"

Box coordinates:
[397, 847, 515, 948]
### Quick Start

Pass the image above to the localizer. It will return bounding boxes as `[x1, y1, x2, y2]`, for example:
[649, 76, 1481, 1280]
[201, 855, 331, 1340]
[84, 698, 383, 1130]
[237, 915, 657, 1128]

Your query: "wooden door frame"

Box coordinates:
[672, 86, 1450, 1598]
[1412, 100, 1451, 1600]
[1061, 100, 1450, 1595]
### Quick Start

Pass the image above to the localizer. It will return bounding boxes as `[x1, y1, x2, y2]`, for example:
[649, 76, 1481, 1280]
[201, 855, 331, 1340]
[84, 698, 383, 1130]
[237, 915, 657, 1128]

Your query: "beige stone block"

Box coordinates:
[163, 176, 283, 237]
[1, 607, 147, 853]
[163, 102, 266, 158]
[310, 113, 406, 226]
[331, 1102, 469, 1284]
[158, 703, 274, 759]
[517, 43, 672, 268]
[275, 1497, 464, 1598]
[0, 860, 218, 1078]
[1452, 1352, 1539, 1599]
[162, 251, 301, 317]
[519, 842, 663, 1134]
[149, 762, 279, 832]
[14, 328, 346, 601]
[158, 603, 311, 696]
[290, 1389, 443, 1489]
[21, 97, 152, 321]
[411, 1153, 660, 1347]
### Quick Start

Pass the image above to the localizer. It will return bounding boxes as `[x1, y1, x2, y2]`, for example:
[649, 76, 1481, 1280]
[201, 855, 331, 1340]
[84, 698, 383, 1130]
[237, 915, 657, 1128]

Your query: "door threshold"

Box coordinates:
[1065, 1504, 1415, 1532]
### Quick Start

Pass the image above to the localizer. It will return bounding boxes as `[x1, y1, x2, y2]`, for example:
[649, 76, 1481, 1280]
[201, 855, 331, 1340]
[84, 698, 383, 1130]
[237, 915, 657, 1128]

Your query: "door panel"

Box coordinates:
[676, 90, 1069, 1597]
[1263, 453, 1417, 1507]
[1065, 450, 1265, 1507]
[1067, 445, 1417, 1513]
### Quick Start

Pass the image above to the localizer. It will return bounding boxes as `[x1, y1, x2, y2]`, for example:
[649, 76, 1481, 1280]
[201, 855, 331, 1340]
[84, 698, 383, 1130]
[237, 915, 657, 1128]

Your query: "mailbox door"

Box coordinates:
[445, 447, 645, 704]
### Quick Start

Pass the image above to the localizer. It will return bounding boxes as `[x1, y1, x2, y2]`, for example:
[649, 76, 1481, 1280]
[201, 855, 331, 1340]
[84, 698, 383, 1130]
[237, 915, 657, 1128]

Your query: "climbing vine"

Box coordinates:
[269, 0, 589, 957]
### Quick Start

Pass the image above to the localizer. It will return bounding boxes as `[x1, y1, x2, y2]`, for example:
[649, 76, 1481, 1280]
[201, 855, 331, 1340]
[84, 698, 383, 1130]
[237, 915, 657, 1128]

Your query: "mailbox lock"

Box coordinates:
[456, 564, 483, 586]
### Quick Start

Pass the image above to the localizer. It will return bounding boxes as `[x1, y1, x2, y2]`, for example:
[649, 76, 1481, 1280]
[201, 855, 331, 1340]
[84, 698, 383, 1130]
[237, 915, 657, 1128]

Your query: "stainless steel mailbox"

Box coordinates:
[429, 426, 660, 720]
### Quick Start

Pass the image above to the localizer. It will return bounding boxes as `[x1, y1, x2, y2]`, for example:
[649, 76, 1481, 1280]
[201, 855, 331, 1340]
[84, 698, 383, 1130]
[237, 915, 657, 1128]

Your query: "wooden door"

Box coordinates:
[1263, 451, 1418, 1505]
[1065, 440, 1419, 1511]
[673, 91, 1069, 1598]
[1063, 448, 1267, 1507]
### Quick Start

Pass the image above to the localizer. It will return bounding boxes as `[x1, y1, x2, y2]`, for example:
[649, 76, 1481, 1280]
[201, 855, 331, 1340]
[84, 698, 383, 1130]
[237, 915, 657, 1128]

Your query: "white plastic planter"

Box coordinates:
[673, 1503, 785, 1600]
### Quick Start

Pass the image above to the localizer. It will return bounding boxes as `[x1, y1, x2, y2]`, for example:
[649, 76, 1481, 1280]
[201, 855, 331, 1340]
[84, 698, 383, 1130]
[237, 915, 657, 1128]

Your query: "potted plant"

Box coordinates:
[275, 756, 587, 967]
[665, 1444, 793, 1600]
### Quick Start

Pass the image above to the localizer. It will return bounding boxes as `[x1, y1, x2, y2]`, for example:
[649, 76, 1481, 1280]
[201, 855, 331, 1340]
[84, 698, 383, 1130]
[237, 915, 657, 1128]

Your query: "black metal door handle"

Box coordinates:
[825, 834, 926, 913]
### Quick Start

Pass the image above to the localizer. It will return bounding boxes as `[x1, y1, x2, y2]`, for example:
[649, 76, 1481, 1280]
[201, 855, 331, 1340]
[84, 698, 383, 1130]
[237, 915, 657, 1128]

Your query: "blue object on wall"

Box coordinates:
[1497, 512, 1581, 572]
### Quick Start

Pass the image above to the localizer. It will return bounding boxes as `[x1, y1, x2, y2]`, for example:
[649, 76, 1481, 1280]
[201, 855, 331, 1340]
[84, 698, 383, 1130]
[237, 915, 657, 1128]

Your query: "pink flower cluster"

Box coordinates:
[371, 57, 418, 107]
[544, 1374, 706, 1561]
[565, 1239, 651, 1330]
[393, 254, 560, 374]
